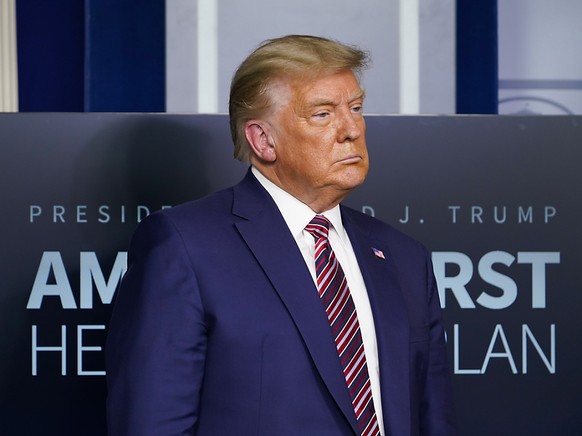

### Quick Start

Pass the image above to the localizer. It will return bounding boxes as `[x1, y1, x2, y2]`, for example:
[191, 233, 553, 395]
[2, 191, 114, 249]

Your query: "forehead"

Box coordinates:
[286, 70, 364, 109]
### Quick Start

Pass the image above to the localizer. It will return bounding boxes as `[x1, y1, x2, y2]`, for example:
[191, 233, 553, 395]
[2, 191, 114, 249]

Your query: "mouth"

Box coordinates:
[337, 154, 363, 164]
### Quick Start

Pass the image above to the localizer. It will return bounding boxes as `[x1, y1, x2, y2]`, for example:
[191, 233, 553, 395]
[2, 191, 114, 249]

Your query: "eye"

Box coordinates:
[351, 104, 363, 114]
[312, 111, 330, 120]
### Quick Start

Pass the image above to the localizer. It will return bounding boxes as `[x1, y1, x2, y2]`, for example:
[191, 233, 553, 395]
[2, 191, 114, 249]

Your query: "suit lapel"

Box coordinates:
[232, 172, 360, 434]
[342, 208, 411, 436]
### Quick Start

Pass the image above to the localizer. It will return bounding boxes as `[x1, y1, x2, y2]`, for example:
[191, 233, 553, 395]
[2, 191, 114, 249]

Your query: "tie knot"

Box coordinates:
[305, 214, 330, 241]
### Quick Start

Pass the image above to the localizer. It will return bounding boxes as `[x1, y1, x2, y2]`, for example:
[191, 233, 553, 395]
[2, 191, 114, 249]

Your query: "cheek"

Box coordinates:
[357, 135, 368, 155]
[362, 142, 369, 159]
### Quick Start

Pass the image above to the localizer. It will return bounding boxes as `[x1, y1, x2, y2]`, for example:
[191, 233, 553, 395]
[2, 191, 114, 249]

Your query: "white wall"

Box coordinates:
[498, 0, 582, 114]
[166, 0, 456, 115]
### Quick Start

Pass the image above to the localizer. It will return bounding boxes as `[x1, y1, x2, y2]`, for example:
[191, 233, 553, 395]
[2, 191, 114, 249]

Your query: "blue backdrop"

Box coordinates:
[0, 114, 580, 435]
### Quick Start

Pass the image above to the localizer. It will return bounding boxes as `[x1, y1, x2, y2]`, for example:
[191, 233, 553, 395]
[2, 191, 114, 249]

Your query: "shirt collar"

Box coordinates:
[251, 166, 346, 240]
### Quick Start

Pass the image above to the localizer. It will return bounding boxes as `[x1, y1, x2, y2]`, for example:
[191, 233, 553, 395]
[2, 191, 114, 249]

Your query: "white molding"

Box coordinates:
[197, 0, 218, 113]
[166, 0, 198, 113]
[0, 0, 18, 112]
[399, 0, 419, 114]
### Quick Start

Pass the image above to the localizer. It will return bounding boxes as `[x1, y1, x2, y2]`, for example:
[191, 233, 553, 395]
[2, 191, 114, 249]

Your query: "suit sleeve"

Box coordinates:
[106, 212, 207, 436]
[421, 249, 458, 436]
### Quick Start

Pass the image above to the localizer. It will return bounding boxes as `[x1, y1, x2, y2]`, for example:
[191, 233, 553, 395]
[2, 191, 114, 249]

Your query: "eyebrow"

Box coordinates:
[306, 89, 366, 109]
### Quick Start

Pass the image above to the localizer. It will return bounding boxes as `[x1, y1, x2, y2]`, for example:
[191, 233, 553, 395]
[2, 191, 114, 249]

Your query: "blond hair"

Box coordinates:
[229, 35, 369, 162]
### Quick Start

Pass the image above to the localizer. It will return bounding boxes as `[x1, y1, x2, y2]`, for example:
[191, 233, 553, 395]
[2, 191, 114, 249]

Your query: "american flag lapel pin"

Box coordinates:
[372, 247, 385, 260]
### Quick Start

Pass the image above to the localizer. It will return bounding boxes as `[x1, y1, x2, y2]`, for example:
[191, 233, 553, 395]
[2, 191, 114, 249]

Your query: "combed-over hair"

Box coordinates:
[228, 35, 369, 162]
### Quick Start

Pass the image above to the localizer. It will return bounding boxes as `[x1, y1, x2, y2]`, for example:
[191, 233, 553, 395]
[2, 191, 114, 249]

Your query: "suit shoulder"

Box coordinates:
[127, 186, 237, 262]
[154, 185, 235, 227]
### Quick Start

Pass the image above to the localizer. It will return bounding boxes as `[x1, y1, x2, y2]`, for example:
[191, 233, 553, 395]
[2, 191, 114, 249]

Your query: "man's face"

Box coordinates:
[266, 70, 369, 211]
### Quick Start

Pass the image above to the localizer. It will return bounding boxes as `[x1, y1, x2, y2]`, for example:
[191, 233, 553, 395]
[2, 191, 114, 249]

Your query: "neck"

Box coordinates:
[252, 164, 349, 213]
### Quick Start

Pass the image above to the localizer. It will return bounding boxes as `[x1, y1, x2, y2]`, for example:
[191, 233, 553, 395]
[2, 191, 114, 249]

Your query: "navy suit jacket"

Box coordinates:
[106, 170, 456, 435]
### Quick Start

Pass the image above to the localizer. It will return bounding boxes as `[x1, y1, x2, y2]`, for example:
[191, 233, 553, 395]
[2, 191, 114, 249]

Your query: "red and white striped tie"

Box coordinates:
[305, 215, 380, 436]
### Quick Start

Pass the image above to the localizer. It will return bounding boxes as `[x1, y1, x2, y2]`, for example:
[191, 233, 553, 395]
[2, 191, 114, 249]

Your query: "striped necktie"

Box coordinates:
[305, 215, 380, 436]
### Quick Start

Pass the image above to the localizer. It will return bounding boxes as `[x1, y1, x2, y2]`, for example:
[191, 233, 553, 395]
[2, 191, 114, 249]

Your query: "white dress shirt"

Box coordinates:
[252, 167, 384, 435]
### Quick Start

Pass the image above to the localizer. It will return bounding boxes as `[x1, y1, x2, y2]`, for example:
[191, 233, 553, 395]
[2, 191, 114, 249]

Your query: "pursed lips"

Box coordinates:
[336, 153, 363, 164]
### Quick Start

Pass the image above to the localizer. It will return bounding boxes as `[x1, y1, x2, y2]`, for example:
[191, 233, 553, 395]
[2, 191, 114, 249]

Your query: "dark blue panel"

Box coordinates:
[456, 0, 498, 114]
[85, 0, 165, 112]
[1, 113, 581, 435]
[16, 0, 85, 111]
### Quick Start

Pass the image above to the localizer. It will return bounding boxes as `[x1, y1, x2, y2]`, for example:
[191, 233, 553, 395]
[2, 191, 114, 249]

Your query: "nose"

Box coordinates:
[336, 107, 362, 142]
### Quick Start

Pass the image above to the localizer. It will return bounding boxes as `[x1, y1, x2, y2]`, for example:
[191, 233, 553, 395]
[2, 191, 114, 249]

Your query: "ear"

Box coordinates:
[244, 120, 277, 162]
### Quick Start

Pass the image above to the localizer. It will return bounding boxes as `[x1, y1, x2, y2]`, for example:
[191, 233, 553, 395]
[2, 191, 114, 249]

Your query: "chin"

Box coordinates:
[338, 170, 367, 190]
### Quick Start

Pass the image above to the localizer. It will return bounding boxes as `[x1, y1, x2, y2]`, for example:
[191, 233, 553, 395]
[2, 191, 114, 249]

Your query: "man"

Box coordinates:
[106, 35, 456, 435]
